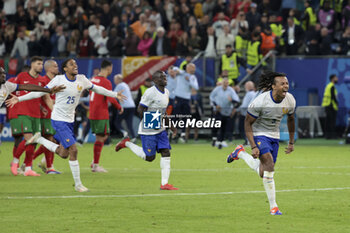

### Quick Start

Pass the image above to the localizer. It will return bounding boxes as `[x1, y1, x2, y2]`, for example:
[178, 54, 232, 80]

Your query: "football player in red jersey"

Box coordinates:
[32, 60, 61, 174]
[9, 56, 50, 176]
[89, 60, 123, 172]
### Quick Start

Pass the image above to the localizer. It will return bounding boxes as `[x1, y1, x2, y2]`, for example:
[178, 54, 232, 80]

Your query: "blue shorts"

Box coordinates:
[140, 130, 171, 156]
[51, 120, 76, 149]
[254, 135, 280, 163]
[0, 114, 6, 124]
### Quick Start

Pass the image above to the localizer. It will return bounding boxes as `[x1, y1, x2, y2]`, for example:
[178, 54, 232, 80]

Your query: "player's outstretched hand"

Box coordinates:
[5, 94, 19, 108]
[285, 143, 294, 154]
[50, 85, 66, 94]
[116, 90, 127, 102]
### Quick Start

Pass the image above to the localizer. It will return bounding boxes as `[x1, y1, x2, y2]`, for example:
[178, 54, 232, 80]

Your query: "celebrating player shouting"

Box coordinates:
[6, 59, 126, 192]
[89, 60, 123, 173]
[227, 71, 296, 215]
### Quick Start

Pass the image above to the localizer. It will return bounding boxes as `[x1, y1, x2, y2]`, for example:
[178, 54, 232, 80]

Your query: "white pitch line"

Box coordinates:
[5, 187, 350, 200]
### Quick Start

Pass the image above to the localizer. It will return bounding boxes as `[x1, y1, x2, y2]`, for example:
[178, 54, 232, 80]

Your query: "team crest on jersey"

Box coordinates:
[282, 107, 289, 114]
[1, 91, 6, 97]
[77, 85, 83, 92]
[66, 139, 70, 142]
[147, 149, 151, 152]
[257, 141, 261, 146]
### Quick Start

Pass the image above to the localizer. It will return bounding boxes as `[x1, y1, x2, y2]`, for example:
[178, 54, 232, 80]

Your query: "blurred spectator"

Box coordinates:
[67, 29, 80, 57]
[260, 25, 277, 55]
[342, 0, 350, 29]
[247, 31, 262, 84]
[216, 24, 234, 56]
[193, 0, 204, 19]
[305, 23, 321, 55]
[78, 29, 94, 57]
[51, 25, 66, 57]
[164, 0, 174, 23]
[149, 7, 162, 28]
[26, 7, 38, 30]
[337, 26, 350, 55]
[124, 27, 140, 56]
[188, 26, 201, 56]
[257, 0, 272, 15]
[108, 16, 125, 39]
[212, 12, 230, 36]
[212, 0, 226, 17]
[95, 29, 109, 57]
[10, 30, 28, 59]
[149, 26, 172, 56]
[230, 10, 249, 38]
[281, 0, 297, 23]
[2, 0, 16, 23]
[220, 44, 247, 85]
[203, 26, 217, 58]
[283, 16, 304, 55]
[301, 0, 317, 31]
[235, 26, 249, 58]
[269, 13, 284, 53]
[4, 24, 16, 54]
[120, 13, 131, 37]
[15, 5, 28, 26]
[319, 27, 332, 55]
[137, 31, 153, 56]
[28, 33, 41, 57]
[179, 3, 191, 31]
[88, 17, 105, 44]
[100, 3, 112, 28]
[107, 28, 123, 57]
[39, 2, 56, 29]
[246, 2, 261, 32]
[202, 0, 216, 20]
[39, 29, 52, 57]
[57, 6, 71, 31]
[130, 13, 148, 39]
[135, 77, 153, 107]
[186, 15, 198, 32]
[259, 12, 270, 29]
[176, 31, 190, 56]
[168, 21, 183, 50]
[318, 0, 336, 34]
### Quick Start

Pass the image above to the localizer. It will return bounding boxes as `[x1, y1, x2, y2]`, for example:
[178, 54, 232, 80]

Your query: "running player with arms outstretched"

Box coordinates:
[6, 59, 126, 192]
[226, 71, 296, 215]
[115, 70, 178, 190]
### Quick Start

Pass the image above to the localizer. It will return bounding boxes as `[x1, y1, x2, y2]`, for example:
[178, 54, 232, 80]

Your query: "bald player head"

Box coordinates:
[44, 60, 59, 78]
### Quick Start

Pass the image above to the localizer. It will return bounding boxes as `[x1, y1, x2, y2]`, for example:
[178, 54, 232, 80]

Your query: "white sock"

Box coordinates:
[25, 166, 32, 172]
[160, 157, 171, 186]
[238, 150, 260, 175]
[69, 160, 82, 186]
[263, 171, 277, 210]
[12, 158, 19, 164]
[125, 141, 146, 160]
[37, 137, 59, 153]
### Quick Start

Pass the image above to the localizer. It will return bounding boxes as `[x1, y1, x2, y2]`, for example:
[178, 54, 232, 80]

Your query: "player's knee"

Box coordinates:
[145, 155, 155, 162]
[60, 151, 69, 159]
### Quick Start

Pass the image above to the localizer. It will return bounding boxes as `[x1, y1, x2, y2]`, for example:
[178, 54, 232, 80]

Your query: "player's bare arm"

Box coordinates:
[18, 84, 65, 94]
[42, 94, 54, 110]
[245, 114, 260, 158]
[137, 104, 147, 119]
[285, 113, 295, 154]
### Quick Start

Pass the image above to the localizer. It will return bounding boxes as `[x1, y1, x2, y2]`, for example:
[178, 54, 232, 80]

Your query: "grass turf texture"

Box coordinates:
[0, 139, 349, 233]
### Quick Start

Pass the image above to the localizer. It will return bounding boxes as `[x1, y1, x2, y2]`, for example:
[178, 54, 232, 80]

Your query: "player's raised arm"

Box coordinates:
[91, 84, 126, 102]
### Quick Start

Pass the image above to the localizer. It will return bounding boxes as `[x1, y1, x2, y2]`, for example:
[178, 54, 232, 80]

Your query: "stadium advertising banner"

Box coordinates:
[122, 56, 177, 91]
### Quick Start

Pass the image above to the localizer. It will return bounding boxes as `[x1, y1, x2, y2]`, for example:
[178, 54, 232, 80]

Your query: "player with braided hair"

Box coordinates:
[226, 71, 296, 215]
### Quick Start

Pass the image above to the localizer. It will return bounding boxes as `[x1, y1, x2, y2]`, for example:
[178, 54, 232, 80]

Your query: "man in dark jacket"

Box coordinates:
[283, 17, 304, 55]
[149, 27, 173, 56]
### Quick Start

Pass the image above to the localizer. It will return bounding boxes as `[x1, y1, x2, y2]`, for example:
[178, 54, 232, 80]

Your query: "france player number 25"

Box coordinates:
[66, 96, 75, 104]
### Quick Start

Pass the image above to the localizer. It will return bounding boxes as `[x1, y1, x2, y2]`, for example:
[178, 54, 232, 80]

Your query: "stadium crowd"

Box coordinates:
[1, 0, 350, 59]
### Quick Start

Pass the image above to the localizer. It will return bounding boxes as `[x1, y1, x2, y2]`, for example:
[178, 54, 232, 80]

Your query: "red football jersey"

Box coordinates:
[38, 75, 55, 119]
[7, 77, 19, 120]
[89, 76, 121, 120]
[13, 72, 43, 118]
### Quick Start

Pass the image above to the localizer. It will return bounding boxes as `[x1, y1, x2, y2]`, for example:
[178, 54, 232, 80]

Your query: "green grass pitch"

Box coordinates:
[0, 139, 349, 233]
